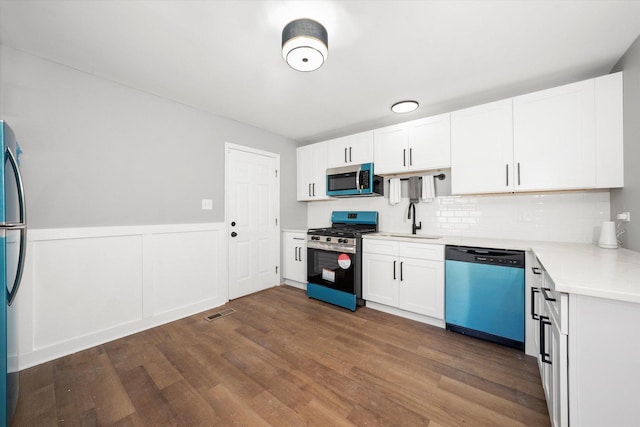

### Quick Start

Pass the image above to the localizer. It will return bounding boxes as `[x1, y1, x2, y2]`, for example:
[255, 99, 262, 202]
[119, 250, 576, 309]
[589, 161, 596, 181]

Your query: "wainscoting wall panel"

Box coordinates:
[17, 223, 228, 369]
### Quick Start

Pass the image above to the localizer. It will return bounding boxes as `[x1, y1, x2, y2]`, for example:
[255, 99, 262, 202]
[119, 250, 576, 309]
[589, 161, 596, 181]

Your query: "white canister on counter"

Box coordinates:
[598, 221, 618, 249]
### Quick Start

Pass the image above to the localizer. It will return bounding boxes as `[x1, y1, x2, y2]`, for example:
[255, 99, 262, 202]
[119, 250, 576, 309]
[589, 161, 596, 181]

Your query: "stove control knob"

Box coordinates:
[311, 236, 319, 240]
[326, 237, 332, 242]
[339, 238, 346, 243]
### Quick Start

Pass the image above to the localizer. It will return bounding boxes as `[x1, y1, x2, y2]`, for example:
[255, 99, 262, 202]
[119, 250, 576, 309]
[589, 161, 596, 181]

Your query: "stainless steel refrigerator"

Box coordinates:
[0, 121, 26, 425]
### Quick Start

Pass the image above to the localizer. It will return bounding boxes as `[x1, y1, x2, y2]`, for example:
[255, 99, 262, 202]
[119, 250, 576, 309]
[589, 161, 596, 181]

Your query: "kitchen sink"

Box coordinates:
[377, 233, 442, 240]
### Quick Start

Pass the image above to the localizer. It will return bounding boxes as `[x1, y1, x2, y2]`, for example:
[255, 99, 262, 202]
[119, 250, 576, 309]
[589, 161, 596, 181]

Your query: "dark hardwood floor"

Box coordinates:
[12, 285, 550, 426]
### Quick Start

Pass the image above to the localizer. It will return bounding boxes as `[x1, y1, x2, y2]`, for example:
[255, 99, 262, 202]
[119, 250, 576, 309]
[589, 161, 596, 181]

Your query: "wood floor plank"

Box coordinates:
[12, 285, 549, 426]
[113, 365, 179, 426]
[89, 353, 136, 425]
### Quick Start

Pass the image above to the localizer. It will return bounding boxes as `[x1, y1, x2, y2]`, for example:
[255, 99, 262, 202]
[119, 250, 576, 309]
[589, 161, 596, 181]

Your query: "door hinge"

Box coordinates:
[275, 266, 279, 274]
[275, 169, 278, 178]
[275, 217, 278, 226]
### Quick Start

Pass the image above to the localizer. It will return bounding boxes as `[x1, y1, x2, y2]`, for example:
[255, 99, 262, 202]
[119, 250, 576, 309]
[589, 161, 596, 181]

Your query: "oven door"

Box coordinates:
[307, 245, 358, 294]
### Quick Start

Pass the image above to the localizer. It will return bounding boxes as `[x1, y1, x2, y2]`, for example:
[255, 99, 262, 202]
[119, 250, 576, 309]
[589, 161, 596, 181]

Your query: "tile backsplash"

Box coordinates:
[307, 189, 610, 244]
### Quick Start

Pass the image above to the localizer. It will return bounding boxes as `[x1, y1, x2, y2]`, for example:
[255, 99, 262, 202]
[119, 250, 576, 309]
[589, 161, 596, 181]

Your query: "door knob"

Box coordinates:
[231, 232, 238, 237]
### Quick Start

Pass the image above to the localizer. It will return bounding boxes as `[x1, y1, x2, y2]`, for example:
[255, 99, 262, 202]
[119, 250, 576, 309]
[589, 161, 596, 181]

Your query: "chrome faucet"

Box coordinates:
[408, 202, 422, 235]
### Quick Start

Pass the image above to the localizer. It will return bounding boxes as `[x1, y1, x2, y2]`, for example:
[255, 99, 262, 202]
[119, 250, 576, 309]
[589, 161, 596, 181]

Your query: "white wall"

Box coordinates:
[611, 35, 640, 251]
[0, 46, 306, 230]
[17, 223, 227, 369]
[308, 181, 610, 244]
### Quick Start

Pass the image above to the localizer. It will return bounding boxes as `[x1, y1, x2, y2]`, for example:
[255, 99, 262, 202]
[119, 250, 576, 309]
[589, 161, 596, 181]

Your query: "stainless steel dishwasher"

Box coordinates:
[445, 245, 525, 350]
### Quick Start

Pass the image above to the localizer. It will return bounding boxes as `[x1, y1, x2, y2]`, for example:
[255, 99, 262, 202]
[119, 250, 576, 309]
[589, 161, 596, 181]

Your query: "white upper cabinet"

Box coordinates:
[297, 142, 330, 201]
[326, 131, 374, 168]
[374, 113, 451, 175]
[373, 123, 407, 174]
[513, 79, 595, 192]
[451, 72, 623, 195]
[451, 99, 514, 195]
[594, 72, 623, 188]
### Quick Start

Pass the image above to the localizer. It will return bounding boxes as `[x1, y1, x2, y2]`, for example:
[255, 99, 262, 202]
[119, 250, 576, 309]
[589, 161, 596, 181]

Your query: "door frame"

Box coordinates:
[224, 142, 281, 298]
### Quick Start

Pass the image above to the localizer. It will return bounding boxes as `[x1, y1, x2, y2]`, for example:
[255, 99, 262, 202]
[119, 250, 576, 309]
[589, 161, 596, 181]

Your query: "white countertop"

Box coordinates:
[364, 232, 640, 304]
[282, 229, 307, 234]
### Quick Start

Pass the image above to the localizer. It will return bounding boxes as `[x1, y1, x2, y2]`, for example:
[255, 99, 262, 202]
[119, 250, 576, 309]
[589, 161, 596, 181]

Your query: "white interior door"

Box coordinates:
[226, 143, 280, 299]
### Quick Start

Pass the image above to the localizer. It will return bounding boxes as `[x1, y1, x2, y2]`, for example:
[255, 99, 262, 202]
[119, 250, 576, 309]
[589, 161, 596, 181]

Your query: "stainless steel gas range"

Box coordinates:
[306, 211, 378, 311]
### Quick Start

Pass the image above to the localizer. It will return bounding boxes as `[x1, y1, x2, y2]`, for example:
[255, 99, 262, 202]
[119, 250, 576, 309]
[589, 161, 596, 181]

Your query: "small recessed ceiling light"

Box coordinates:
[391, 100, 419, 114]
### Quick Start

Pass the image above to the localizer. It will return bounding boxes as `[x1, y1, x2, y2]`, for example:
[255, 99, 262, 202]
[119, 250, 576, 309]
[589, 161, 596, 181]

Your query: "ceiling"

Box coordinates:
[1, 1, 640, 144]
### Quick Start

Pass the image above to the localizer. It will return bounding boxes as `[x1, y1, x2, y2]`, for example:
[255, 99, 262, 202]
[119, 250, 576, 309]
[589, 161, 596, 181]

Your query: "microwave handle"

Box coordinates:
[356, 166, 361, 192]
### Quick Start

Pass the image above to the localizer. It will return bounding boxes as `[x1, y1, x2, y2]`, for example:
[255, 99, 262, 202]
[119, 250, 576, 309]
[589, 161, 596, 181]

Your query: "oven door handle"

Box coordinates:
[306, 241, 356, 254]
[355, 166, 361, 192]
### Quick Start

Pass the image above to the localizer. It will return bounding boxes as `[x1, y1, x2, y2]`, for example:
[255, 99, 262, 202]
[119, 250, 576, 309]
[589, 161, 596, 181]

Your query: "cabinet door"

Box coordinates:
[297, 142, 329, 201]
[326, 131, 374, 168]
[398, 258, 444, 318]
[310, 142, 329, 200]
[348, 131, 374, 165]
[451, 99, 514, 194]
[297, 144, 316, 201]
[407, 113, 451, 171]
[362, 253, 398, 306]
[549, 321, 568, 427]
[594, 72, 623, 188]
[513, 79, 595, 191]
[284, 234, 306, 283]
[326, 136, 351, 168]
[373, 124, 408, 174]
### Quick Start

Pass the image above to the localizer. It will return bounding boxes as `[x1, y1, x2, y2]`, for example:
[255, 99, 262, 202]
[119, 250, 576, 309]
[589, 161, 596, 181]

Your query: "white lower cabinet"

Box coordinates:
[538, 284, 568, 427]
[283, 232, 307, 284]
[531, 260, 640, 427]
[363, 239, 444, 319]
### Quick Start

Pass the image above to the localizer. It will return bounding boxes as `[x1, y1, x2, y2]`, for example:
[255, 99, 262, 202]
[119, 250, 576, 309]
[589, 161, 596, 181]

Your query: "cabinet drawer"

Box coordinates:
[542, 273, 569, 335]
[363, 239, 398, 256]
[399, 242, 444, 261]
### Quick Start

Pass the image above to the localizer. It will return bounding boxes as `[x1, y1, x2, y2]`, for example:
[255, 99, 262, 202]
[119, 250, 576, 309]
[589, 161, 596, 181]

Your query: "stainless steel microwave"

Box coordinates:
[326, 163, 384, 197]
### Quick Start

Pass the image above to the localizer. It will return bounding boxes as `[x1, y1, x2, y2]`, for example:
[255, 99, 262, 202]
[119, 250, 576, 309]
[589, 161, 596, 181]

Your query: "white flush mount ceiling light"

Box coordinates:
[282, 18, 328, 72]
[391, 100, 419, 113]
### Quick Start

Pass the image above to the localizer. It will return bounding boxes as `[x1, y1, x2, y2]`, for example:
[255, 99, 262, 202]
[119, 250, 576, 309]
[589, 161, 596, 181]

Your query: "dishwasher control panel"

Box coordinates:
[445, 245, 524, 268]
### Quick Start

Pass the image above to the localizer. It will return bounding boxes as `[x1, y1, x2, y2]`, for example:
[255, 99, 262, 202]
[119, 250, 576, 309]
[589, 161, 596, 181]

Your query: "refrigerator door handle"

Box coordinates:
[5, 146, 26, 224]
[6, 225, 26, 306]
[4, 146, 27, 306]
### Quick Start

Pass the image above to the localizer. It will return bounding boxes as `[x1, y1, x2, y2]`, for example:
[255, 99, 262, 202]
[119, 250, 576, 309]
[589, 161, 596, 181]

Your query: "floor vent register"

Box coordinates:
[204, 308, 236, 322]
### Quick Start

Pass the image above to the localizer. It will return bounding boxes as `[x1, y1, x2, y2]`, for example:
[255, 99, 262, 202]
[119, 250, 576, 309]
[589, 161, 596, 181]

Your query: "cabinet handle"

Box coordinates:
[308, 183, 312, 197]
[403, 149, 406, 167]
[393, 260, 396, 280]
[531, 287, 540, 320]
[541, 287, 556, 302]
[409, 148, 413, 166]
[540, 315, 552, 365]
[299, 247, 303, 262]
[349, 147, 352, 162]
[506, 164, 509, 186]
[517, 162, 521, 186]
[312, 183, 316, 197]
[344, 147, 348, 163]
[400, 261, 404, 281]
[531, 266, 542, 275]
[295, 246, 298, 261]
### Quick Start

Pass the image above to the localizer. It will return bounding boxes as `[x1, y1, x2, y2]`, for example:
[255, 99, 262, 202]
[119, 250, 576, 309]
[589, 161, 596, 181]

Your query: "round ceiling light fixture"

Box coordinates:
[391, 100, 419, 114]
[282, 18, 328, 72]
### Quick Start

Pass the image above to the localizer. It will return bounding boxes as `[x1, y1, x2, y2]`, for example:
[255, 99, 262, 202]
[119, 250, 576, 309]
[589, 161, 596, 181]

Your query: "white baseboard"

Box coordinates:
[17, 223, 228, 369]
[365, 301, 445, 328]
[283, 279, 306, 290]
